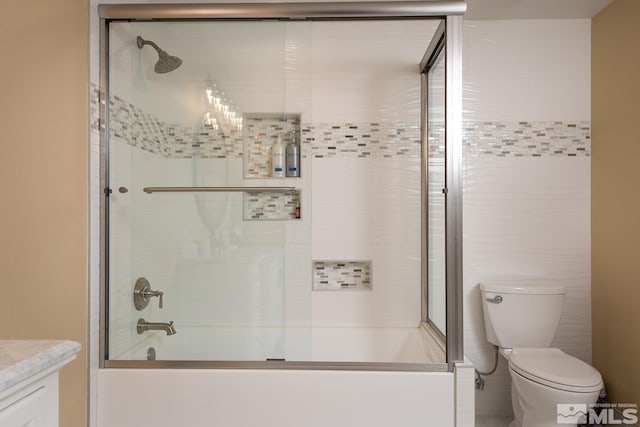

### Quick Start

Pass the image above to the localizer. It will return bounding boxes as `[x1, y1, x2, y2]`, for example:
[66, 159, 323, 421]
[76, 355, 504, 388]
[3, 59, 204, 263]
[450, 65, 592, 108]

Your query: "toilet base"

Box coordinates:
[509, 368, 600, 427]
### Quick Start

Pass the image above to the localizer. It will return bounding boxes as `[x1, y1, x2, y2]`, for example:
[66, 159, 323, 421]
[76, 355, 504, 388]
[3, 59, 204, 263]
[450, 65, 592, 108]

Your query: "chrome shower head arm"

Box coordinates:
[136, 36, 163, 54]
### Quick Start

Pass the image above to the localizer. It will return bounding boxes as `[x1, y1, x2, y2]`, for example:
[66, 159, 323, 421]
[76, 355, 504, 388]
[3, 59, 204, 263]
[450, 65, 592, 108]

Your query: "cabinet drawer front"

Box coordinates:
[0, 386, 46, 427]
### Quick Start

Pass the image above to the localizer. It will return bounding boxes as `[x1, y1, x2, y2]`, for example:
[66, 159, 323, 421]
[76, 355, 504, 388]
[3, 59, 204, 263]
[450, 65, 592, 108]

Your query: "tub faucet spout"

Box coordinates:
[137, 318, 177, 336]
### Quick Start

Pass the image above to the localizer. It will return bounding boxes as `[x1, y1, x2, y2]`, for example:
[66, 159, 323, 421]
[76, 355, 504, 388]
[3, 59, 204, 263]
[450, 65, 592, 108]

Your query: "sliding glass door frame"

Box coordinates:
[98, 1, 465, 371]
[420, 16, 464, 369]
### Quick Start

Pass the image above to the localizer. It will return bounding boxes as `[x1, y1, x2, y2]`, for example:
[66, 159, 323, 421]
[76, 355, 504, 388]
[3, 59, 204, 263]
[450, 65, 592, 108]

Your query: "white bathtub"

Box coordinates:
[96, 326, 474, 427]
[118, 325, 446, 364]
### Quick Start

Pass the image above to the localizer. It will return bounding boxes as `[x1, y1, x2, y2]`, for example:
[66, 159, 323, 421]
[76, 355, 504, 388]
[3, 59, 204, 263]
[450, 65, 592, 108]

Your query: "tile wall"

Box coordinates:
[462, 20, 592, 417]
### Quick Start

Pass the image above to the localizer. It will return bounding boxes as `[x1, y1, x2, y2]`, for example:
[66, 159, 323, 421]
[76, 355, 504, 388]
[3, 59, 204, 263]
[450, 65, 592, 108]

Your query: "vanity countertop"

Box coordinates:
[0, 340, 81, 394]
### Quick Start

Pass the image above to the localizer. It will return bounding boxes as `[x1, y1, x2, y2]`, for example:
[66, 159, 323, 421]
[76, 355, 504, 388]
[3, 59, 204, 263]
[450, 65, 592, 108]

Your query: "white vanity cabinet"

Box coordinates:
[0, 341, 80, 427]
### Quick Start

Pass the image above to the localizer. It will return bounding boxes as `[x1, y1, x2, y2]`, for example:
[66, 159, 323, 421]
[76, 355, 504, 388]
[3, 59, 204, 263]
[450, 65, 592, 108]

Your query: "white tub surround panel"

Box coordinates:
[98, 369, 455, 427]
[455, 359, 476, 427]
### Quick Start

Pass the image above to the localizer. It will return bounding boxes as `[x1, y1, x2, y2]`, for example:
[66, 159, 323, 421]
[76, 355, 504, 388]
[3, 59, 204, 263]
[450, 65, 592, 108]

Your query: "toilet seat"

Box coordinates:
[509, 348, 602, 393]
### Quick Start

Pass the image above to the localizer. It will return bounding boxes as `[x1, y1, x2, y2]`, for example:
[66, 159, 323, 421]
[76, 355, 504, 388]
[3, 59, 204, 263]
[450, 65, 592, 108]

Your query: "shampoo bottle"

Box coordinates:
[285, 132, 301, 177]
[271, 136, 285, 178]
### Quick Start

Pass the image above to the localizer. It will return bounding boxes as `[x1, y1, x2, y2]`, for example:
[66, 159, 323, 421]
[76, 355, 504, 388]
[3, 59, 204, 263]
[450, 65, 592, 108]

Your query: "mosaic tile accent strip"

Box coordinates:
[304, 123, 421, 159]
[428, 122, 446, 158]
[90, 83, 100, 133]
[107, 93, 591, 159]
[244, 114, 301, 178]
[464, 121, 591, 158]
[109, 95, 170, 156]
[313, 261, 372, 291]
[108, 95, 243, 158]
[165, 124, 242, 159]
[243, 190, 301, 221]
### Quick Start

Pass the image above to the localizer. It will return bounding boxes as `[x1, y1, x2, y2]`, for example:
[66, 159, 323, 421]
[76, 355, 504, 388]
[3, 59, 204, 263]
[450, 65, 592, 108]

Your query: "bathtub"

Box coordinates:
[96, 325, 474, 427]
[116, 325, 446, 364]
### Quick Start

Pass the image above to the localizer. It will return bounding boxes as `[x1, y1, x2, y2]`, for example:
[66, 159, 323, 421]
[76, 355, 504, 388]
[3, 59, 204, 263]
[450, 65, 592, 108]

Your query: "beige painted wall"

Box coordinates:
[0, 0, 88, 426]
[592, 0, 640, 405]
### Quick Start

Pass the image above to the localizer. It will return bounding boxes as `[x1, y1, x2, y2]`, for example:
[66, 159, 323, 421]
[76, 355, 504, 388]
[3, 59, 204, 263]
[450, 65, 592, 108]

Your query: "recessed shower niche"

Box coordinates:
[243, 113, 301, 179]
[243, 190, 301, 221]
[312, 261, 372, 291]
[242, 113, 302, 221]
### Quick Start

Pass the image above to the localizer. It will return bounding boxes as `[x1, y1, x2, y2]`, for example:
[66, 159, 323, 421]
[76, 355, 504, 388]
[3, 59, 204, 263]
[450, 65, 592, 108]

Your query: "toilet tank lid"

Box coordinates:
[480, 283, 566, 295]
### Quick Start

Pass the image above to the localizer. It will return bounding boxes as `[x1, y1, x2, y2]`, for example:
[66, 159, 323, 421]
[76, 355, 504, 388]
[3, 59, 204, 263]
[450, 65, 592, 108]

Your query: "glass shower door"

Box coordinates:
[422, 23, 447, 336]
[106, 21, 290, 362]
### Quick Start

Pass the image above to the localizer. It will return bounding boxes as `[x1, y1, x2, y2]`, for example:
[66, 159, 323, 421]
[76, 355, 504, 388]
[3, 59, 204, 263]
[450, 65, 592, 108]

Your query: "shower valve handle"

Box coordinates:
[133, 277, 165, 310]
[157, 292, 164, 309]
[144, 290, 164, 309]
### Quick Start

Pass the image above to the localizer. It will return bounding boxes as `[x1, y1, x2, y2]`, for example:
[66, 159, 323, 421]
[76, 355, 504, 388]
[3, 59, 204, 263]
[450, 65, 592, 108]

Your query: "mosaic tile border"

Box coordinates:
[90, 83, 100, 134]
[166, 123, 242, 159]
[108, 95, 242, 158]
[313, 261, 372, 291]
[428, 122, 446, 158]
[108, 94, 423, 160]
[303, 123, 421, 159]
[243, 190, 301, 221]
[109, 95, 171, 156]
[463, 121, 591, 158]
[105, 92, 591, 159]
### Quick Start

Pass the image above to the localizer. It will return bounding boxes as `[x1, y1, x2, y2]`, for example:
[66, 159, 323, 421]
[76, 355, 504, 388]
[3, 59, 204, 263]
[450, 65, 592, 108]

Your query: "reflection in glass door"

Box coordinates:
[106, 21, 289, 362]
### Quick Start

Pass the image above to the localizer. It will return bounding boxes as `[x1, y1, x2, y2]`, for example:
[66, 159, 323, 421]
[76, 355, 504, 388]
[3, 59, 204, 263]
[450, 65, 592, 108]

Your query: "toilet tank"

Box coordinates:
[480, 283, 566, 349]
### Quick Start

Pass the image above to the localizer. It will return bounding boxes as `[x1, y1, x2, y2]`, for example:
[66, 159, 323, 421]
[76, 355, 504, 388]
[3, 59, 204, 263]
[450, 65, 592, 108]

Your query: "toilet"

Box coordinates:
[480, 283, 603, 427]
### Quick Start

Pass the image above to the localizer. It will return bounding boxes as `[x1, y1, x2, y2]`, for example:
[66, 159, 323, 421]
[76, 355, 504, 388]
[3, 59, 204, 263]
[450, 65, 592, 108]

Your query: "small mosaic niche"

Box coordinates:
[312, 261, 372, 291]
[243, 113, 301, 179]
[243, 190, 301, 221]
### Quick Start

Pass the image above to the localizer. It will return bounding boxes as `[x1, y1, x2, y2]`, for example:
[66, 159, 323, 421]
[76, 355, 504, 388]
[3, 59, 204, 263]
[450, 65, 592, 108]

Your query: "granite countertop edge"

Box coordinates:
[0, 340, 81, 394]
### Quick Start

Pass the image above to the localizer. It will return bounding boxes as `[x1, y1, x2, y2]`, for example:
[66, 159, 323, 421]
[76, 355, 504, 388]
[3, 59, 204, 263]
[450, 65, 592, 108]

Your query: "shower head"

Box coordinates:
[136, 36, 182, 74]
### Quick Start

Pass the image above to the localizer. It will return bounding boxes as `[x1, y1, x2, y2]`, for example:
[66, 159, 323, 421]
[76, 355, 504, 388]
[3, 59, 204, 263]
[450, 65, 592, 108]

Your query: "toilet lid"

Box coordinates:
[509, 348, 602, 393]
